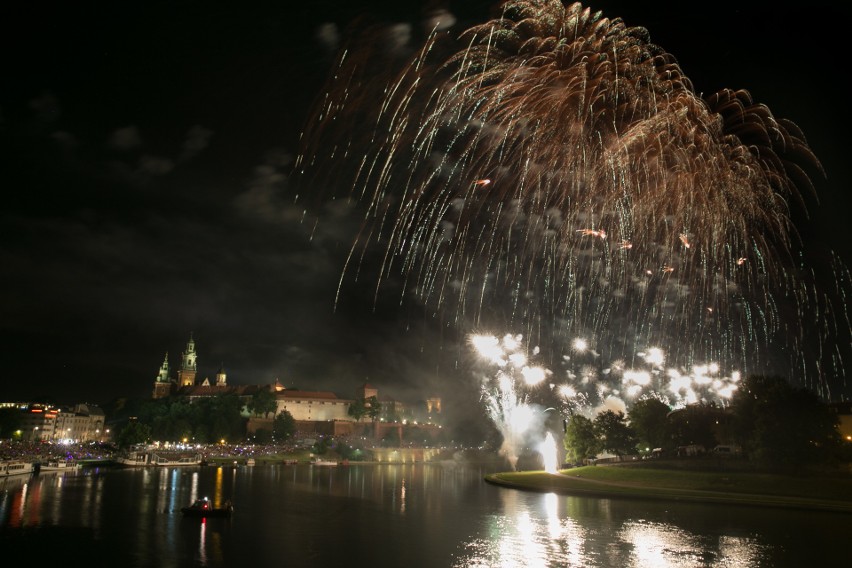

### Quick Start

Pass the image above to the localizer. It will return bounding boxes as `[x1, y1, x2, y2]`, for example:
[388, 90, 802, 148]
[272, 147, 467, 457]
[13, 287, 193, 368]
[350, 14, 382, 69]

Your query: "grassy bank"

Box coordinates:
[484, 465, 852, 513]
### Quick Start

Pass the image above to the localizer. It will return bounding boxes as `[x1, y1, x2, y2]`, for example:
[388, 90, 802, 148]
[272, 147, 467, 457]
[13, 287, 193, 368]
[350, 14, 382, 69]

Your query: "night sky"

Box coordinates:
[2, 0, 850, 419]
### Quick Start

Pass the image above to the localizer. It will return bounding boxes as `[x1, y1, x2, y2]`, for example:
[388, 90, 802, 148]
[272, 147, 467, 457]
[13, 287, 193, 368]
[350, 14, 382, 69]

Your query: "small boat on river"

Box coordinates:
[180, 497, 233, 518]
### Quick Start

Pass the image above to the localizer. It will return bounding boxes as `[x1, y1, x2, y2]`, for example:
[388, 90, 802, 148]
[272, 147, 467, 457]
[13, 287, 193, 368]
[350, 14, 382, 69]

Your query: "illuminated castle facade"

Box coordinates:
[150, 335, 443, 438]
[153, 334, 227, 399]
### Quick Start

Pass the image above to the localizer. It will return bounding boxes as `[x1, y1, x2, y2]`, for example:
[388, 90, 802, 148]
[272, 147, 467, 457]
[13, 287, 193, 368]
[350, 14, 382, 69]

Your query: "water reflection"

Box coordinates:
[199, 518, 207, 565]
[452, 489, 776, 567]
[0, 464, 845, 566]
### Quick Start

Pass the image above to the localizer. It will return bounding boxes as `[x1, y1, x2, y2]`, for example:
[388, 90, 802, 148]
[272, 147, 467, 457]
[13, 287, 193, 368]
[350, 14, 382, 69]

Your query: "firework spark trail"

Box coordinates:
[500, 333, 741, 412]
[295, 1, 849, 394]
[474, 333, 552, 469]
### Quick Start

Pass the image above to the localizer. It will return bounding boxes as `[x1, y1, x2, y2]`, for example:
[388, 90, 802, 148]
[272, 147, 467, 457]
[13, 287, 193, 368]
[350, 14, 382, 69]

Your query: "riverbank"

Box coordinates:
[484, 465, 852, 513]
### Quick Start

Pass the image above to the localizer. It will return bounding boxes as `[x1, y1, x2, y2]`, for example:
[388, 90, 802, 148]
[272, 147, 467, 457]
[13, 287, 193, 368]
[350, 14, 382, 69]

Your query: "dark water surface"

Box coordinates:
[1, 463, 846, 567]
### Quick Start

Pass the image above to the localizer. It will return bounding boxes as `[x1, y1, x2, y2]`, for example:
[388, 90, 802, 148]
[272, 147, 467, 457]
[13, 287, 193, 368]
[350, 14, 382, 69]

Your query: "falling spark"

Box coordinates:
[297, 0, 850, 399]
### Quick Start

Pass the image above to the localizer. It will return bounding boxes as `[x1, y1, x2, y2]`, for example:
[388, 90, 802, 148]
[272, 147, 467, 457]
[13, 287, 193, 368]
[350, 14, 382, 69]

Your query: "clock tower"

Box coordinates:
[178, 334, 198, 387]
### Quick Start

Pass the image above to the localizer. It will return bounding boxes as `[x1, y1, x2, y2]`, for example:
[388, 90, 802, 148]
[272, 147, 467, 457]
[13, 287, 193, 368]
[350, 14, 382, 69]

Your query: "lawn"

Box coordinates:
[484, 465, 852, 512]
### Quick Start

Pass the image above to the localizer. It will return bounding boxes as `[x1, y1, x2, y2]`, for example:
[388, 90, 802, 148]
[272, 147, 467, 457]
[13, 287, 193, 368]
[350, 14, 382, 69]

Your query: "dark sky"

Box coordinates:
[2, 0, 850, 417]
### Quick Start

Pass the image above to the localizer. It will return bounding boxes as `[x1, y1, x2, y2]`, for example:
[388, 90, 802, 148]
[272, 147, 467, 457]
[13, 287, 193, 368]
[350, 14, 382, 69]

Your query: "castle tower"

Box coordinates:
[177, 334, 198, 387]
[216, 363, 227, 387]
[152, 353, 173, 399]
[356, 382, 378, 400]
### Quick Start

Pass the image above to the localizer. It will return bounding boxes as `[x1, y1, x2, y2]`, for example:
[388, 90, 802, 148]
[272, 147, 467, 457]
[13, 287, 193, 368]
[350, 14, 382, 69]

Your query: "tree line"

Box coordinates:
[563, 375, 848, 469]
[112, 390, 293, 448]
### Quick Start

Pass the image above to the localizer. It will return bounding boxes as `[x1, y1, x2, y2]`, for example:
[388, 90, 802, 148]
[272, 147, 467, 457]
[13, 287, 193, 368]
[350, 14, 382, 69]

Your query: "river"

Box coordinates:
[0, 461, 846, 567]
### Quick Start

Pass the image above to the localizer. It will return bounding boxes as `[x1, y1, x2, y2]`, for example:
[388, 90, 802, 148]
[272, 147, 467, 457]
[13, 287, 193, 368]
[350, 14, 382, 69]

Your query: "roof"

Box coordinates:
[177, 384, 264, 397]
[277, 390, 341, 401]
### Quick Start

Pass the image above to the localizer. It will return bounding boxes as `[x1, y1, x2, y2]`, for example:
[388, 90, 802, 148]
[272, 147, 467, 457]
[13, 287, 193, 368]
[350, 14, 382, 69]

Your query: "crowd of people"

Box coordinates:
[0, 440, 116, 463]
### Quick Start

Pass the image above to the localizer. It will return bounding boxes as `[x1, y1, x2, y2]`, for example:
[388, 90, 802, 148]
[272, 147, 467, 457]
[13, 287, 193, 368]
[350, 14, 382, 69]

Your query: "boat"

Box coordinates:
[0, 461, 34, 477]
[180, 497, 233, 518]
[246, 458, 256, 466]
[115, 451, 203, 467]
[310, 459, 338, 466]
[153, 454, 203, 467]
[38, 459, 76, 472]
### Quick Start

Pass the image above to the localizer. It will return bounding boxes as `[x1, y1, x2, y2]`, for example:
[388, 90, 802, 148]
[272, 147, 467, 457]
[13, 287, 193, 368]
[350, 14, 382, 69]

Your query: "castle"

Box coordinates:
[153, 333, 226, 399]
[151, 335, 442, 437]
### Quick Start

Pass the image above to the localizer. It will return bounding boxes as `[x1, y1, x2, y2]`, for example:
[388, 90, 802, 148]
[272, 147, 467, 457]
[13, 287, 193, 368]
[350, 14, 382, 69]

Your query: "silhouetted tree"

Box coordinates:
[195, 394, 245, 443]
[312, 437, 331, 455]
[563, 414, 600, 464]
[594, 410, 637, 458]
[254, 429, 272, 444]
[124, 394, 246, 444]
[247, 388, 277, 419]
[366, 396, 381, 422]
[0, 407, 23, 439]
[628, 398, 673, 452]
[667, 403, 720, 450]
[273, 410, 296, 441]
[348, 398, 368, 422]
[730, 375, 841, 468]
[117, 420, 152, 448]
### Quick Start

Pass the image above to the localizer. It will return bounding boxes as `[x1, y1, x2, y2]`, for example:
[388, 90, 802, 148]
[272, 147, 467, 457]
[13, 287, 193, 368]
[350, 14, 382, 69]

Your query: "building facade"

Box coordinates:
[274, 389, 352, 422]
[17, 403, 106, 442]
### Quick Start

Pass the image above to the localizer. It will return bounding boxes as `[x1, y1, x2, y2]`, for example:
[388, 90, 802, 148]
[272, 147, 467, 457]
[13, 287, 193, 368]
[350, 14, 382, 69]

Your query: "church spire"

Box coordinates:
[178, 333, 198, 387]
[156, 352, 170, 383]
[152, 352, 173, 399]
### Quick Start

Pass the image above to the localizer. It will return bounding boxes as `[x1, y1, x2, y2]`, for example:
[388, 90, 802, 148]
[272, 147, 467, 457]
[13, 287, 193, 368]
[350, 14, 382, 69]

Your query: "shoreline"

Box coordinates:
[484, 466, 852, 513]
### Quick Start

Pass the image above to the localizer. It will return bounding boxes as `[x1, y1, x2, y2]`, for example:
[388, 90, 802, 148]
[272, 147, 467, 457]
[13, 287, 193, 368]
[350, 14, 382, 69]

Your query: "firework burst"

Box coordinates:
[295, 1, 849, 394]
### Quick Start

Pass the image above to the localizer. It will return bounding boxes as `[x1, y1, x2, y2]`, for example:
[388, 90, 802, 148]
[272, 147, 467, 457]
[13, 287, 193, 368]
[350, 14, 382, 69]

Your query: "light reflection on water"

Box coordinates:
[453, 484, 775, 568]
[0, 464, 846, 567]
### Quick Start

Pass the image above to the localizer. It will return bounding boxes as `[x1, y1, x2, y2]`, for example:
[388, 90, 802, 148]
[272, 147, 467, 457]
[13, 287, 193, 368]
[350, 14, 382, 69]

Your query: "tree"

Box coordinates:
[628, 398, 673, 452]
[365, 396, 381, 422]
[117, 421, 152, 448]
[594, 410, 637, 458]
[254, 429, 272, 444]
[0, 407, 22, 439]
[312, 437, 331, 455]
[667, 404, 720, 450]
[348, 398, 368, 422]
[126, 394, 247, 444]
[273, 410, 296, 441]
[729, 375, 841, 467]
[248, 388, 278, 419]
[563, 415, 600, 464]
[196, 394, 246, 443]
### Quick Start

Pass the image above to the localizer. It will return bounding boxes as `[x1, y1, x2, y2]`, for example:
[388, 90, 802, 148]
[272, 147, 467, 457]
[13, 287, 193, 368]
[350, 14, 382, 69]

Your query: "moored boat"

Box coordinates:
[0, 461, 34, 477]
[153, 454, 203, 467]
[115, 451, 152, 467]
[115, 452, 202, 467]
[38, 459, 75, 472]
